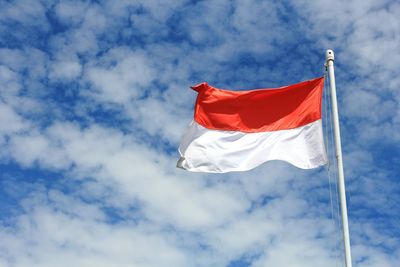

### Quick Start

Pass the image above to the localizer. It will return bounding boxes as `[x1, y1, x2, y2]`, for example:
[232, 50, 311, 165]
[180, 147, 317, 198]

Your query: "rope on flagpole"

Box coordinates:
[323, 67, 343, 267]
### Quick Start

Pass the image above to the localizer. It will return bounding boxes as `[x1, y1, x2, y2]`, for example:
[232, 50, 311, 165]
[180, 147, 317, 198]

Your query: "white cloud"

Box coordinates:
[0, 0, 49, 28]
[49, 60, 82, 80]
[54, 1, 89, 27]
[85, 48, 155, 103]
[0, 65, 21, 96]
[0, 103, 29, 137]
[0, 192, 190, 267]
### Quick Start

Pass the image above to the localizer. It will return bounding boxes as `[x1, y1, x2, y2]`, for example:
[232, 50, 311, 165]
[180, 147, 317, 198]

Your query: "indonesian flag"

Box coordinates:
[177, 77, 327, 173]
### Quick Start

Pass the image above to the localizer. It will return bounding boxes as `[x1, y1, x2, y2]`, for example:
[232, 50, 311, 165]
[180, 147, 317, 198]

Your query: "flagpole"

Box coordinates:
[325, 49, 353, 267]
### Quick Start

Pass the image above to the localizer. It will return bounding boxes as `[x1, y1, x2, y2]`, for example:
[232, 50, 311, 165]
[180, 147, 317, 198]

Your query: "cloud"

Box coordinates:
[85, 48, 155, 103]
[0, 0, 50, 46]
[0, 189, 190, 267]
[49, 59, 82, 81]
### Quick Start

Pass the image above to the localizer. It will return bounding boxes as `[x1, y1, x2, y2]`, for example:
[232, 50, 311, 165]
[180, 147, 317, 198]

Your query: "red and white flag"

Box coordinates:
[177, 77, 327, 173]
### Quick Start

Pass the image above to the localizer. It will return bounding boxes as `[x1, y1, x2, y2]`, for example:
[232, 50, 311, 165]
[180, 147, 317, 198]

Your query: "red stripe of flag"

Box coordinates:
[191, 77, 324, 133]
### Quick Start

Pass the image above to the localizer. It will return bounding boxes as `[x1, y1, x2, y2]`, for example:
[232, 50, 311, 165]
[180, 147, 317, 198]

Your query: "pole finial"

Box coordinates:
[326, 49, 335, 61]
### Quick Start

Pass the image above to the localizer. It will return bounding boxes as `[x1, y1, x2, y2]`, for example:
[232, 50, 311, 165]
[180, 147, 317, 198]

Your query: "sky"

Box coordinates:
[0, 0, 399, 266]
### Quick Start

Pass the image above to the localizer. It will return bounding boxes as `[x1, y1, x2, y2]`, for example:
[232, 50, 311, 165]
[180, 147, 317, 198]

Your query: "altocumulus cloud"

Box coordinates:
[0, 1, 399, 267]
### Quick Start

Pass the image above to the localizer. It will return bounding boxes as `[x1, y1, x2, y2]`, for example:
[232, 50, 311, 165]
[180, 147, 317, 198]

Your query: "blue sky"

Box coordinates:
[0, 0, 399, 266]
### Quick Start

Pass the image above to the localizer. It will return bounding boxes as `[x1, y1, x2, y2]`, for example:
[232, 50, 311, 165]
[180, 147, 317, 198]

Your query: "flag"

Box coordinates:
[177, 77, 327, 173]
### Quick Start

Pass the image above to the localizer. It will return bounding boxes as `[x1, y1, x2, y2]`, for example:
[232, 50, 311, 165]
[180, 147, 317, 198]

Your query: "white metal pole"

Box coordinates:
[325, 49, 352, 267]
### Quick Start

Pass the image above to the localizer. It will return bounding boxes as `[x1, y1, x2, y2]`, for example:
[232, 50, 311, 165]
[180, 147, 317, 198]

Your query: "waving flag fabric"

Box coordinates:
[177, 77, 327, 173]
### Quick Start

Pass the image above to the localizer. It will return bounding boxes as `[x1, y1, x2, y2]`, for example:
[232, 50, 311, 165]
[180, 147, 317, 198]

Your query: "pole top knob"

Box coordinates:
[326, 49, 335, 61]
